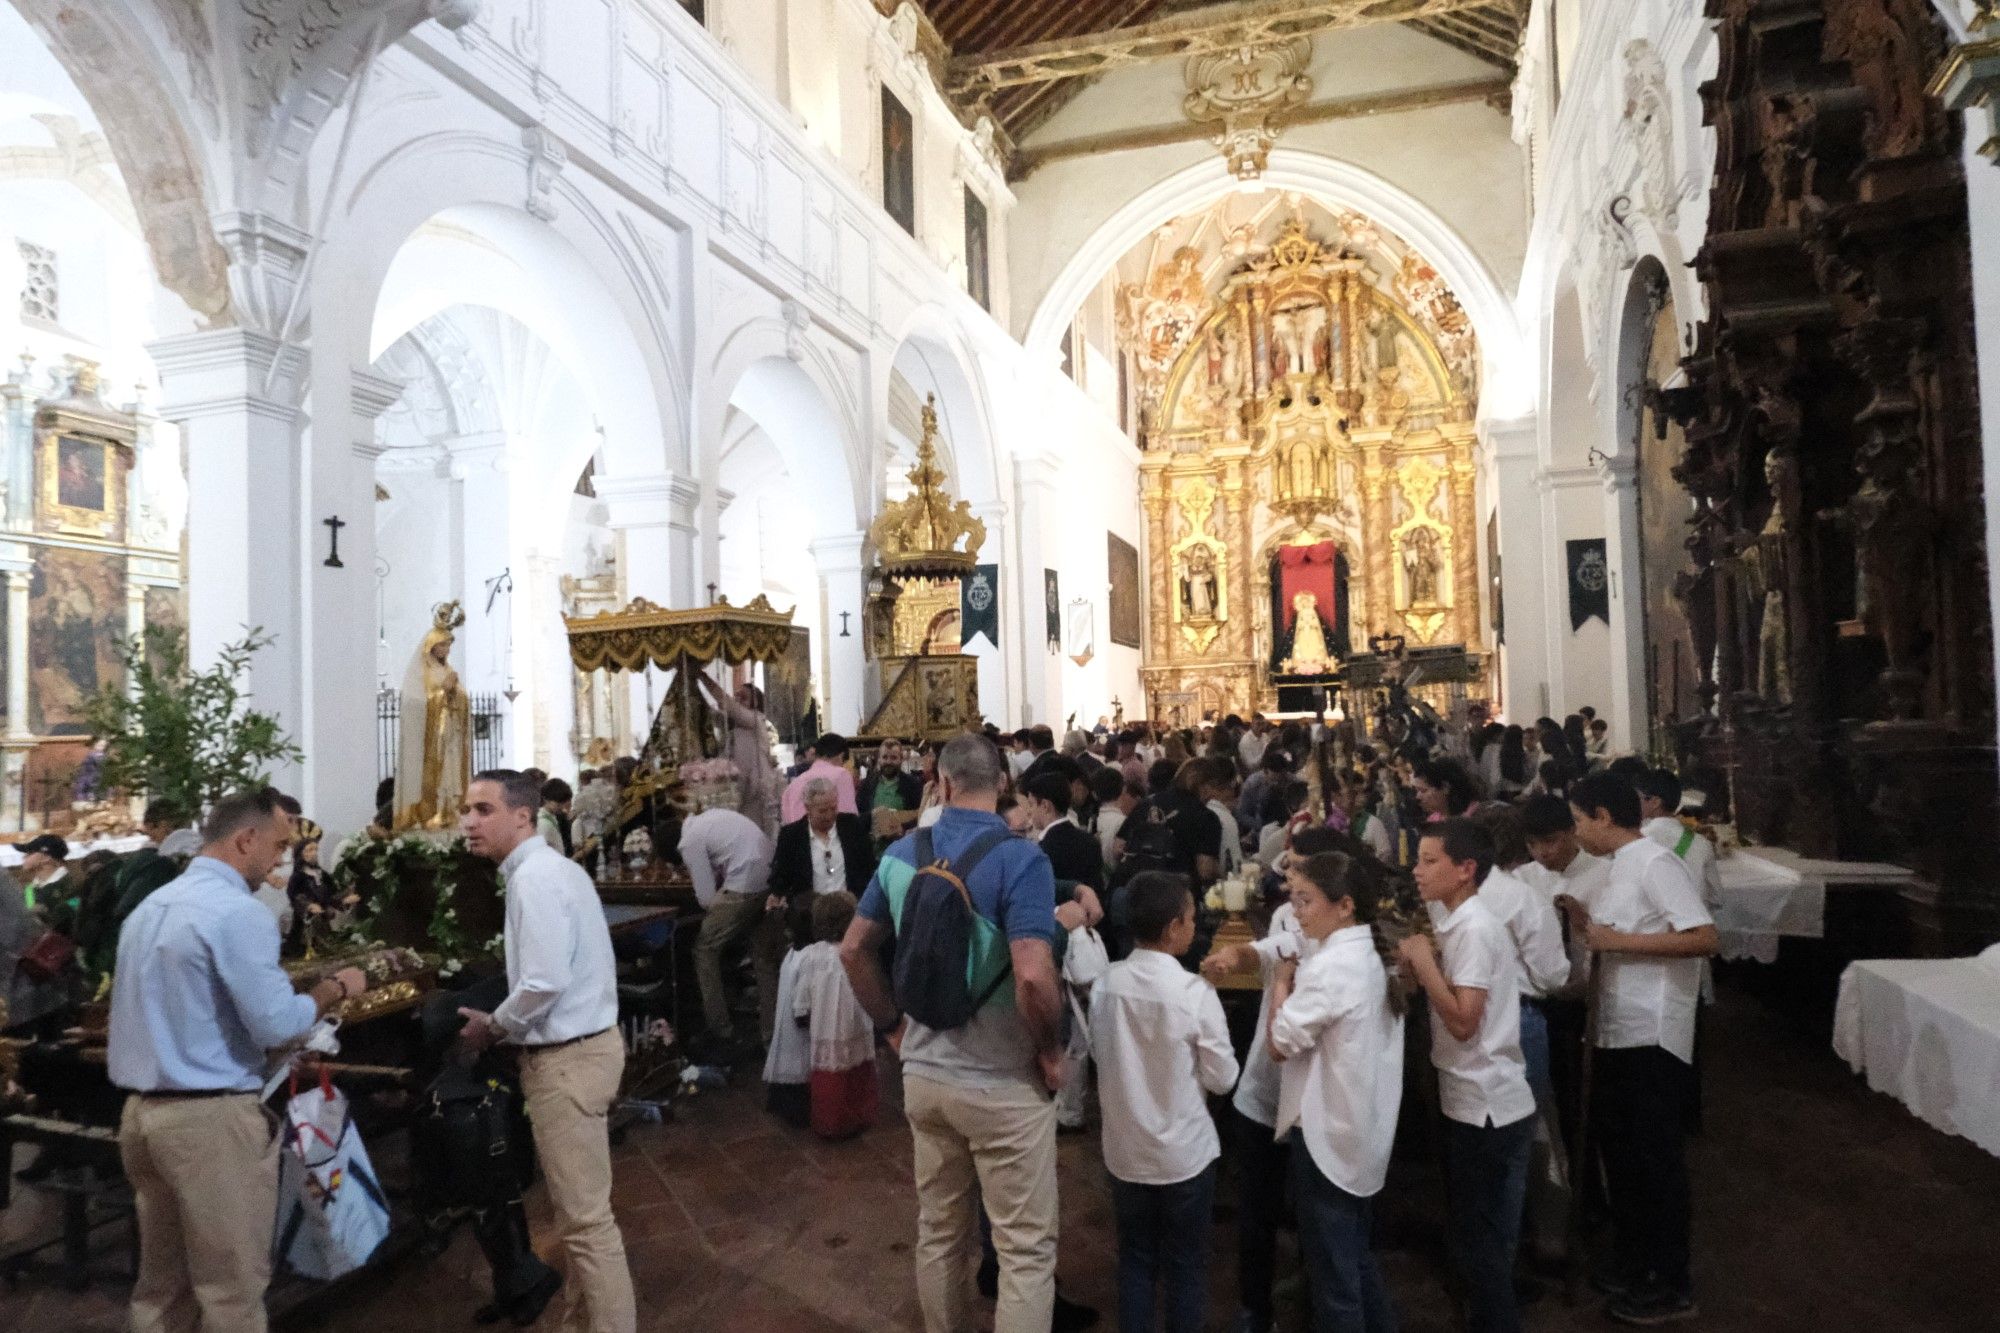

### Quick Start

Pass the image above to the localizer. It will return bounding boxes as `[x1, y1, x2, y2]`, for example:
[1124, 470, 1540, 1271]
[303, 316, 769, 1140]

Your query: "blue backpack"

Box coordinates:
[887, 827, 1014, 1030]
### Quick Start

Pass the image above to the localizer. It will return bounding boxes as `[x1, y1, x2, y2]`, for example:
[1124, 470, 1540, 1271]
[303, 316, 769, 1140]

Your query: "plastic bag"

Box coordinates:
[273, 1068, 391, 1280]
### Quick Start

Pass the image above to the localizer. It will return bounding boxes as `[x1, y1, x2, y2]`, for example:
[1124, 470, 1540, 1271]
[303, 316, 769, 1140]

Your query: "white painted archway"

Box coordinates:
[1023, 148, 1528, 420]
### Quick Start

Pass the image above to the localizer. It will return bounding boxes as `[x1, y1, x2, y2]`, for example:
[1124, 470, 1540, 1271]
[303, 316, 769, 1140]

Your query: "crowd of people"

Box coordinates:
[655, 705, 1719, 1333]
[2, 695, 1720, 1333]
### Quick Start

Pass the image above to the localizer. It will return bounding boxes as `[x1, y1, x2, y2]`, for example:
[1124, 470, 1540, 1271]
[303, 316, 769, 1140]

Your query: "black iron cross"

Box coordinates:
[707, 582, 718, 603]
[838, 611, 852, 638]
[322, 515, 346, 568]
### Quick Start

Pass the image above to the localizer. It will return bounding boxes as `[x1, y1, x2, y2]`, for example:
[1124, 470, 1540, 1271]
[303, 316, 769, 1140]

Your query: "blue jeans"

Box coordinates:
[1233, 1108, 1292, 1330]
[1288, 1134, 1397, 1333]
[1519, 1000, 1553, 1109]
[1443, 1115, 1533, 1333]
[1109, 1162, 1216, 1333]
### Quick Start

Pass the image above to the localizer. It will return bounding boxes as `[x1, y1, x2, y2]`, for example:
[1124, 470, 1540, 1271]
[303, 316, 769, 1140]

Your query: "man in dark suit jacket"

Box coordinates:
[767, 778, 875, 945]
[1019, 771, 1104, 892]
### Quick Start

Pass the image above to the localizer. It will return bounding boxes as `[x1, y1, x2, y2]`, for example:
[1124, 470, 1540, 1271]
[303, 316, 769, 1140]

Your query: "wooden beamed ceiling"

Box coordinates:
[911, 0, 1526, 149]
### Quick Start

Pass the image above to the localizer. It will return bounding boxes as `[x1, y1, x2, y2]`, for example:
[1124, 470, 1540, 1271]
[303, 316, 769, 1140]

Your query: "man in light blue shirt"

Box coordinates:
[108, 789, 368, 1333]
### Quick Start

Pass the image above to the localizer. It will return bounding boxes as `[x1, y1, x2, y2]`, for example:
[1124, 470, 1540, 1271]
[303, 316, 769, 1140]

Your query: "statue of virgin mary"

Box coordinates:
[395, 601, 471, 830]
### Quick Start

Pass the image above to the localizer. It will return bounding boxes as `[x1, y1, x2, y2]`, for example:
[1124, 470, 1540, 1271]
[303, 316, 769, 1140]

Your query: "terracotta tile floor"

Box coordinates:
[5, 977, 2000, 1331]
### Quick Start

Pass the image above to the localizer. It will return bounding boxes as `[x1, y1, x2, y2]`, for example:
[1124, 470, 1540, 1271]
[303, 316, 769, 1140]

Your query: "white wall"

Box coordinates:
[1501, 0, 1716, 748]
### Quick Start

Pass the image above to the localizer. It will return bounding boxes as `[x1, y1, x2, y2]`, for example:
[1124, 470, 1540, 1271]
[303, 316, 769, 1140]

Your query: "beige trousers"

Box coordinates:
[119, 1093, 277, 1333]
[693, 890, 781, 1041]
[903, 1074, 1059, 1333]
[518, 1029, 635, 1333]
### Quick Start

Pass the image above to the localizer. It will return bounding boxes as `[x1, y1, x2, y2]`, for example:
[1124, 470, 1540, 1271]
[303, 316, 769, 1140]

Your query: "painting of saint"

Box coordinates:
[29, 546, 127, 735]
[881, 88, 915, 236]
[1107, 533, 1141, 648]
[57, 436, 106, 511]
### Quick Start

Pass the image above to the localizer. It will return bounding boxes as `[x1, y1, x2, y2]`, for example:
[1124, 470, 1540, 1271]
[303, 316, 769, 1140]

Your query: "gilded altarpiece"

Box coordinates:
[1124, 216, 1483, 714]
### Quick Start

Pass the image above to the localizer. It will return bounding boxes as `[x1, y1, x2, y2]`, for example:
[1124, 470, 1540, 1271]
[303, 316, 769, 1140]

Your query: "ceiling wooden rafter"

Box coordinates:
[906, 0, 1524, 159]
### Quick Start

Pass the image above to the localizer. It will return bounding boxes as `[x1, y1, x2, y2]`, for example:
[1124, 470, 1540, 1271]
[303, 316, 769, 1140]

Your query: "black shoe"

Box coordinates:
[1590, 1264, 1642, 1299]
[1052, 1290, 1099, 1332]
[506, 1264, 563, 1326]
[1607, 1284, 1697, 1326]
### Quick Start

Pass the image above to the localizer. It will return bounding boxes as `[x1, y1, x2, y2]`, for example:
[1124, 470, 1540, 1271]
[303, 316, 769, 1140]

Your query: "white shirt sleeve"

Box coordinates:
[1646, 857, 1714, 932]
[1507, 879, 1573, 994]
[491, 878, 577, 1039]
[1193, 985, 1242, 1095]
[1269, 961, 1357, 1061]
[1446, 917, 1498, 993]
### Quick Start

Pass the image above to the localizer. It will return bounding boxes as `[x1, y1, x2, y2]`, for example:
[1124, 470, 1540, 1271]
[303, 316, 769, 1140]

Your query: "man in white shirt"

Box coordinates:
[1635, 769, 1721, 908]
[1400, 819, 1536, 1333]
[456, 770, 634, 1333]
[1236, 714, 1271, 774]
[1090, 872, 1238, 1333]
[1564, 773, 1718, 1326]
[674, 804, 776, 1053]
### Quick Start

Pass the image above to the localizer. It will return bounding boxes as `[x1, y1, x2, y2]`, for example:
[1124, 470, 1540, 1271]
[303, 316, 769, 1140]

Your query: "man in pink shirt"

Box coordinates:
[781, 732, 858, 824]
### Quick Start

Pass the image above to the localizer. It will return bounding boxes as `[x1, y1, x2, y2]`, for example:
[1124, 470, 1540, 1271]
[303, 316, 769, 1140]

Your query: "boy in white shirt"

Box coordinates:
[1564, 773, 1718, 1326]
[1090, 872, 1239, 1333]
[1634, 769, 1722, 908]
[1400, 818, 1536, 1333]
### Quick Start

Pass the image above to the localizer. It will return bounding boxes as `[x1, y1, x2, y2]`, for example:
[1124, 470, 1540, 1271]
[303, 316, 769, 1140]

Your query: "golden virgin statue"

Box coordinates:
[394, 601, 471, 830]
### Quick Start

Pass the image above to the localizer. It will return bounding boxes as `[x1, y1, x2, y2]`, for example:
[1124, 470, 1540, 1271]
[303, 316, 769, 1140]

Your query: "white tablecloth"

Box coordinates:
[1833, 948, 2000, 1159]
[1711, 846, 1913, 962]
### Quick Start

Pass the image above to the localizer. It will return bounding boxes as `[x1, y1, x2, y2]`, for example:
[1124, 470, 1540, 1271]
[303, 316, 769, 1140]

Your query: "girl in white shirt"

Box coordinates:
[1267, 852, 1406, 1333]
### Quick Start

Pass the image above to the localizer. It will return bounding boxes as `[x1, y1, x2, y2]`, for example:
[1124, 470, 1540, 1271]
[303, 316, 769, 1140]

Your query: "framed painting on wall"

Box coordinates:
[38, 431, 126, 540]
[881, 88, 915, 235]
[964, 188, 990, 310]
[1107, 533, 1141, 649]
[29, 545, 127, 735]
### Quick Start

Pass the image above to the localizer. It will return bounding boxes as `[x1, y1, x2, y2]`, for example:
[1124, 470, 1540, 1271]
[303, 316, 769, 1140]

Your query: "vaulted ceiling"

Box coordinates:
[912, 0, 1527, 148]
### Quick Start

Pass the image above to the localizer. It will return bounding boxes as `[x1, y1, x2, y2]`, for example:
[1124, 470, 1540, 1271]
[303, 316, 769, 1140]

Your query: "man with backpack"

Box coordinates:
[841, 735, 1065, 1333]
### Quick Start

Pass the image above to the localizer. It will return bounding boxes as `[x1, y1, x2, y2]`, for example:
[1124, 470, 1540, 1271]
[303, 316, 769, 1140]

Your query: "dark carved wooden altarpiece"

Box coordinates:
[1662, 0, 1997, 952]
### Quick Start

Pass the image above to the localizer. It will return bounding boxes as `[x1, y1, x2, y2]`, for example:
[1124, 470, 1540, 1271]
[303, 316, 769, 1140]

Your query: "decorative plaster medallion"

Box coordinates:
[1183, 39, 1313, 181]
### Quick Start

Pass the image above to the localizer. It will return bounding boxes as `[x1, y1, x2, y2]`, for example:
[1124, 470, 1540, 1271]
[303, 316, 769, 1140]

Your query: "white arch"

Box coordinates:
[319, 128, 687, 484]
[1023, 147, 1527, 419]
[885, 305, 1003, 513]
[704, 318, 868, 541]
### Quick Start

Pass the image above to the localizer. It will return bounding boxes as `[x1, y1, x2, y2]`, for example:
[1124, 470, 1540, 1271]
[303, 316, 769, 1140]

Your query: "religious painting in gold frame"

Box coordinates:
[37, 429, 126, 542]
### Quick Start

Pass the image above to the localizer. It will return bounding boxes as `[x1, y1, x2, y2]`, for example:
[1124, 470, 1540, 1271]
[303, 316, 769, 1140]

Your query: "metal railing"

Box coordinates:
[376, 688, 508, 783]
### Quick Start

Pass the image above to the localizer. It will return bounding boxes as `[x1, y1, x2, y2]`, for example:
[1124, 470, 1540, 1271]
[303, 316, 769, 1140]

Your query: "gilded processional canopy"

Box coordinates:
[564, 595, 796, 673]
[1115, 198, 1485, 720]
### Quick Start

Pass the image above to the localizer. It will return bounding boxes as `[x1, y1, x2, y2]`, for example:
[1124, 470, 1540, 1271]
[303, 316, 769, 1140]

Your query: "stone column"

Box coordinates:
[808, 531, 869, 732]
[148, 329, 308, 793]
[1599, 450, 1646, 754]
[445, 432, 511, 698]
[967, 497, 1013, 725]
[1482, 417, 1548, 721]
[1359, 442, 1393, 645]
[596, 470, 698, 742]
[1448, 434, 1482, 651]
[1012, 454, 1063, 727]
[596, 471, 697, 607]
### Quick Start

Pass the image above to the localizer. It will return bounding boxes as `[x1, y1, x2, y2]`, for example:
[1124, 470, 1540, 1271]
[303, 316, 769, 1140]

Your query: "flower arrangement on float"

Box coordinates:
[677, 757, 742, 813]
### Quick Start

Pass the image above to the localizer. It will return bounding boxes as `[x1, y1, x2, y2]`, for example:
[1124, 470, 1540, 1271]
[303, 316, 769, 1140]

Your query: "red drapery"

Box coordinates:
[1277, 541, 1338, 631]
